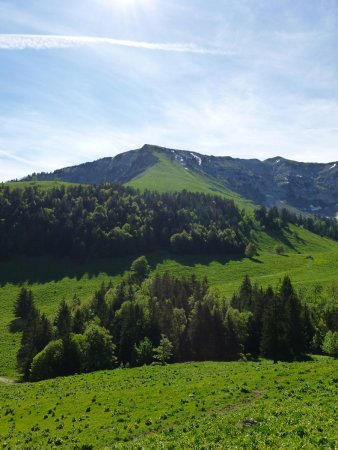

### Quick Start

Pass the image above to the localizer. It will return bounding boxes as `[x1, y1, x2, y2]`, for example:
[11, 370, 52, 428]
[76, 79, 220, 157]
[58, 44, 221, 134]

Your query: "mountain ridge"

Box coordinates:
[22, 144, 338, 218]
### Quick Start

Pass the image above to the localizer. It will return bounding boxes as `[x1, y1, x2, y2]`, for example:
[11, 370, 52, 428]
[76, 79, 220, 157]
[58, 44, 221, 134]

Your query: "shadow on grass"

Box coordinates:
[297, 354, 314, 362]
[250, 257, 263, 264]
[0, 251, 245, 286]
[0, 255, 135, 287]
[266, 228, 298, 252]
[9, 318, 24, 333]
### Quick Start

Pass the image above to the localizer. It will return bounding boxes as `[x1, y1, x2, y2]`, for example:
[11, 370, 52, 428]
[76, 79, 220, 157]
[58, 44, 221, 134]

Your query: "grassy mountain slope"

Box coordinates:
[1, 224, 337, 378]
[2, 180, 79, 190]
[126, 152, 255, 211]
[0, 360, 337, 448]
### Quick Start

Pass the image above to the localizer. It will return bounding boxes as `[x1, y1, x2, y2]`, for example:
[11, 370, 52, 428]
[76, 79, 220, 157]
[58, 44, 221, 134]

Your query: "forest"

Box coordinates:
[0, 184, 250, 259]
[15, 256, 338, 382]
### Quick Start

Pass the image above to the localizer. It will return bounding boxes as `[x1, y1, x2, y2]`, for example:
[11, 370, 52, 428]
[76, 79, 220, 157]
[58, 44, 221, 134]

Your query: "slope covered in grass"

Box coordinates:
[0, 359, 337, 448]
[126, 152, 255, 211]
[154, 224, 338, 296]
[2, 180, 79, 190]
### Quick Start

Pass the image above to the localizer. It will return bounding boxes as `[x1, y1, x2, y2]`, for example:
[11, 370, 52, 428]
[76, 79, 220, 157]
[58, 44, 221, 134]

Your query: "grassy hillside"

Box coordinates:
[2, 180, 79, 190]
[155, 225, 338, 296]
[0, 224, 337, 378]
[0, 359, 337, 448]
[126, 152, 255, 211]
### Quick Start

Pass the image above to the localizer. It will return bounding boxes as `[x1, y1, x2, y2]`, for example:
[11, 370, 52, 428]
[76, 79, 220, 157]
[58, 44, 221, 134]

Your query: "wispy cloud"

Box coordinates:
[0, 34, 233, 56]
[0, 149, 33, 165]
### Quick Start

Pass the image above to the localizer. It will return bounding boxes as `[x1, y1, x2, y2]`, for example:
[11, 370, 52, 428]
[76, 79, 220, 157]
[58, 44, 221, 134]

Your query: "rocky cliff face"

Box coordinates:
[24, 144, 338, 218]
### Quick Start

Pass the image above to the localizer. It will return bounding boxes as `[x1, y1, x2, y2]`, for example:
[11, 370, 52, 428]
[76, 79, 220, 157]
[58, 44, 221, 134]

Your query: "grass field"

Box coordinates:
[1, 180, 79, 190]
[0, 359, 337, 449]
[154, 225, 338, 296]
[0, 224, 337, 379]
[126, 152, 255, 211]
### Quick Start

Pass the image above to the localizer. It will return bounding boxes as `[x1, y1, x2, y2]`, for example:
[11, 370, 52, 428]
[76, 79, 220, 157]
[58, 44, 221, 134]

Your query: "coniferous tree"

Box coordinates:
[54, 300, 72, 340]
[17, 308, 52, 379]
[72, 308, 86, 334]
[223, 311, 241, 360]
[280, 276, 306, 359]
[260, 287, 281, 363]
[13, 287, 34, 320]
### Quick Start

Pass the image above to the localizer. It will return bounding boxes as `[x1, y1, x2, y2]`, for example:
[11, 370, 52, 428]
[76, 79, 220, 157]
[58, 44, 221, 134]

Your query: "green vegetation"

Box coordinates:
[0, 360, 337, 448]
[0, 183, 250, 259]
[2, 180, 79, 190]
[9, 258, 337, 383]
[154, 225, 338, 295]
[1, 155, 336, 449]
[1, 224, 338, 378]
[126, 152, 255, 211]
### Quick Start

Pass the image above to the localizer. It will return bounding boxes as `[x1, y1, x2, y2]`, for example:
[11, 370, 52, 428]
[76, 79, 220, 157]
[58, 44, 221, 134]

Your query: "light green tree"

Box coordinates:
[153, 334, 173, 365]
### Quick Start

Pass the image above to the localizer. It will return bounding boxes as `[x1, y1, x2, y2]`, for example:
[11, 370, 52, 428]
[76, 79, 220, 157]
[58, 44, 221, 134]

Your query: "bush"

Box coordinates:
[274, 244, 285, 255]
[135, 337, 153, 365]
[131, 256, 150, 281]
[153, 335, 173, 365]
[322, 331, 338, 356]
[30, 340, 64, 381]
[245, 243, 257, 259]
[84, 324, 117, 371]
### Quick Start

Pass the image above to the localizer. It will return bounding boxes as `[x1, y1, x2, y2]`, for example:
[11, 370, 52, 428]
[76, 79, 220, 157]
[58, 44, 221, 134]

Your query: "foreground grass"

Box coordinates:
[0, 225, 337, 378]
[0, 359, 337, 449]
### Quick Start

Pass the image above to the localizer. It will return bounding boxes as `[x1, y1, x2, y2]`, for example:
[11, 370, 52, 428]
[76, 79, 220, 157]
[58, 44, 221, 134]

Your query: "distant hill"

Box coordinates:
[22, 144, 338, 218]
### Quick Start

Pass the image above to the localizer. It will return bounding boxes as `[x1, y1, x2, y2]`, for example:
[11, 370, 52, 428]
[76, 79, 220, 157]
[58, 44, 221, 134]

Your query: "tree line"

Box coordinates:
[254, 206, 338, 241]
[14, 257, 337, 381]
[0, 184, 250, 259]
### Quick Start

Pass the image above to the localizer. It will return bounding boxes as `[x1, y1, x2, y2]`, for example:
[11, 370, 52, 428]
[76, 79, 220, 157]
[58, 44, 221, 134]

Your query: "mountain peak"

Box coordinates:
[21, 145, 337, 218]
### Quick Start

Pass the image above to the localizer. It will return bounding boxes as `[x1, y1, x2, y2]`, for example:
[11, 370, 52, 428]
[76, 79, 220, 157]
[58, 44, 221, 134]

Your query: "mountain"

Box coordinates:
[23, 144, 338, 218]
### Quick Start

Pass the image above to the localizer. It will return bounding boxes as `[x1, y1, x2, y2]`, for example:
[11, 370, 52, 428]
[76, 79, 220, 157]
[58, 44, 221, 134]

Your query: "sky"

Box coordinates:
[0, 0, 338, 181]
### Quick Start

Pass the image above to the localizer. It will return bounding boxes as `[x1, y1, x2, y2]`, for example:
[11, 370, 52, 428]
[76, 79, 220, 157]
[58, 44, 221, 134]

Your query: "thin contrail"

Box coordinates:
[0, 34, 232, 56]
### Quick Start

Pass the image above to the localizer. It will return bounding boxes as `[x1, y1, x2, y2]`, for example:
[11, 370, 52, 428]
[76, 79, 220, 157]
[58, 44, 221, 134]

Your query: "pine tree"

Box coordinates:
[17, 309, 53, 379]
[223, 311, 241, 361]
[13, 287, 34, 320]
[280, 276, 306, 359]
[54, 300, 72, 340]
[260, 287, 282, 363]
[238, 275, 253, 311]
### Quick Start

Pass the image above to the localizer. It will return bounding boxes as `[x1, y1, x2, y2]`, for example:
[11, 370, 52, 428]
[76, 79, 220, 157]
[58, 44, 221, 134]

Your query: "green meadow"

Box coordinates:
[2, 180, 79, 190]
[0, 359, 337, 449]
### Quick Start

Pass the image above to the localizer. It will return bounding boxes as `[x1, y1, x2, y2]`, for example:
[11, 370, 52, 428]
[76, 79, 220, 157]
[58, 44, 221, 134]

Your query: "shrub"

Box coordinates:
[153, 335, 173, 365]
[245, 243, 257, 259]
[322, 331, 338, 356]
[84, 324, 117, 372]
[30, 340, 64, 381]
[131, 256, 150, 281]
[274, 244, 285, 255]
[135, 337, 153, 366]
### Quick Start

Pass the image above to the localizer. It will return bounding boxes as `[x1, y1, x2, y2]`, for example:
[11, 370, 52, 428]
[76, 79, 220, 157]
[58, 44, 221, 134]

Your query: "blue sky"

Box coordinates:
[0, 0, 337, 181]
